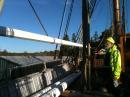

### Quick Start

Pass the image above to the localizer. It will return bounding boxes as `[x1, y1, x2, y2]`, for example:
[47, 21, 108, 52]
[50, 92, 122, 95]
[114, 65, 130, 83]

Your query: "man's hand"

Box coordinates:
[113, 80, 119, 87]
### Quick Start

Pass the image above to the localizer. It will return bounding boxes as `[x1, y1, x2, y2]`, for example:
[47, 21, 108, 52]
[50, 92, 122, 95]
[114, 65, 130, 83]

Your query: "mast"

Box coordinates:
[82, 0, 91, 90]
[113, 0, 125, 72]
[113, 0, 121, 42]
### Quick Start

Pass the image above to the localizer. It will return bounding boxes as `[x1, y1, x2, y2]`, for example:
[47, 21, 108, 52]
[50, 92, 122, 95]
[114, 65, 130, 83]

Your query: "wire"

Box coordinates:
[27, 0, 48, 36]
[109, 0, 113, 26]
[64, 0, 75, 35]
[90, 0, 101, 18]
[125, 0, 129, 33]
[76, 24, 82, 42]
[91, 0, 103, 23]
[58, 0, 68, 39]
[89, 0, 97, 17]
[91, 0, 113, 51]
[105, 0, 112, 29]
[54, 0, 68, 59]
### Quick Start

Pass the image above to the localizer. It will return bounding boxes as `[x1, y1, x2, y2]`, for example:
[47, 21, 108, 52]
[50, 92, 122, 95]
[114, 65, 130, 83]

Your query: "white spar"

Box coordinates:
[0, 26, 85, 48]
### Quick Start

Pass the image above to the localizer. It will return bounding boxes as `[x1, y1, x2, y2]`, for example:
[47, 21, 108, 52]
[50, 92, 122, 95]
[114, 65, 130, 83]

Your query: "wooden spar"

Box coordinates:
[82, 0, 91, 90]
[0, 26, 84, 48]
[113, 0, 125, 72]
[113, 0, 121, 40]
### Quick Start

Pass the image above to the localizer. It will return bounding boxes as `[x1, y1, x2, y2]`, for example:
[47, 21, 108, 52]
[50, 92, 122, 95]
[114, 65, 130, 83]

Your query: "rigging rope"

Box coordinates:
[109, 0, 113, 27]
[64, 0, 75, 35]
[27, 0, 48, 36]
[54, 0, 68, 59]
[104, 0, 112, 29]
[125, 0, 129, 33]
[76, 24, 82, 42]
[89, 0, 97, 17]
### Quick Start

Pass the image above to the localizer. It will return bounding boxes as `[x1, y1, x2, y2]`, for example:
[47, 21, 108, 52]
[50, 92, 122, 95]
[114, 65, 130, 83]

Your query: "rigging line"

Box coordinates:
[76, 24, 82, 40]
[64, 0, 75, 36]
[91, 0, 102, 22]
[57, 0, 68, 39]
[54, 0, 68, 59]
[27, 0, 48, 36]
[123, 0, 127, 32]
[108, 0, 113, 33]
[90, 0, 101, 18]
[125, 0, 129, 33]
[105, 0, 111, 29]
[76, 25, 83, 44]
[77, 29, 82, 43]
[76, 24, 82, 42]
[89, 0, 97, 17]
[108, 0, 113, 26]
[95, 30, 109, 51]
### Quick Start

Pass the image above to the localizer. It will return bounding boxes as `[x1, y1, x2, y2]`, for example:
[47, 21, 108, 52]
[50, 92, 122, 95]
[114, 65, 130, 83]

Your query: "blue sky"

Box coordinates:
[0, 0, 129, 52]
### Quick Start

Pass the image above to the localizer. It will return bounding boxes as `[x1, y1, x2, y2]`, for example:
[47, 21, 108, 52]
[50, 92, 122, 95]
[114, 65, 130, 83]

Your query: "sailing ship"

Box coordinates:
[0, 0, 130, 97]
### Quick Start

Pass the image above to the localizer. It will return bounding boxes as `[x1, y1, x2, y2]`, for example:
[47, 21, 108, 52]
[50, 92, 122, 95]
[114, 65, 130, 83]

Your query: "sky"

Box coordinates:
[0, 0, 130, 53]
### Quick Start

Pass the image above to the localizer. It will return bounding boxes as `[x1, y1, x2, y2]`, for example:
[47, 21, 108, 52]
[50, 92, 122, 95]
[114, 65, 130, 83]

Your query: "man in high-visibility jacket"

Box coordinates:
[105, 37, 121, 88]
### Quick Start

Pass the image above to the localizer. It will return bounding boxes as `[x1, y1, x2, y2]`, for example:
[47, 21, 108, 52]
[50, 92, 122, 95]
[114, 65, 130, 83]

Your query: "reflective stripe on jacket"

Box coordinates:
[108, 45, 121, 80]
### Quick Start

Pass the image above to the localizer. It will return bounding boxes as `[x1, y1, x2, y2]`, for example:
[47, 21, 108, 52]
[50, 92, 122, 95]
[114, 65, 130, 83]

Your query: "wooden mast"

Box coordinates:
[82, 0, 91, 90]
[113, 0, 121, 40]
[113, 0, 125, 72]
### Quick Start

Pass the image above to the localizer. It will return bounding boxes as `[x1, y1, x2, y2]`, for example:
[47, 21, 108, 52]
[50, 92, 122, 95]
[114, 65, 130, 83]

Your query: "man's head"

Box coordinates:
[105, 37, 115, 49]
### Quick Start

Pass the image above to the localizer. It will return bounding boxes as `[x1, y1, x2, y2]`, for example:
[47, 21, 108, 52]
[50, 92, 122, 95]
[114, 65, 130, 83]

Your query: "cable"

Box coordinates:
[91, 0, 113, 51]
[76, 24, 82, 42]
[54, 0, 68, 59]
[91, 0, 103, 23]
[125, 0, 129, 33]
[27, 0, 48, 36]
[105, 0, 112, 29]
[89, 0, 97, 17]
[109, 0, 113, 26]
[64, 0, 75, 36]
[90, 0, 101, 18]
[95, 29, 110, 51]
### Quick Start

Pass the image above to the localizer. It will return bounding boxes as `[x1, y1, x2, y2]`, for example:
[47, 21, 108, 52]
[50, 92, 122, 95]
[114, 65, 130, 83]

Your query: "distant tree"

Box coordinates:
[72, 33, 77, 42]
[91, 31, 99, 42]
[99, 29, 112, 40]
[3, 49, 8, 53]
[71, 32, 79, 56]
[24, 51, 28, 54]
[93, 31, 99, 42]
[63, 34, 69, 40]
[98, 28, 112, 49]
[59, 34, 70, 59]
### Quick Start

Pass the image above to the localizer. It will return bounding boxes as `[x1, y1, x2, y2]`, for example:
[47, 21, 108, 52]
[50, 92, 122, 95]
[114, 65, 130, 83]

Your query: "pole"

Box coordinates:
[113, 0, 125, 72]
[82, 0, 91, 90]
[113, 0, 121, 42]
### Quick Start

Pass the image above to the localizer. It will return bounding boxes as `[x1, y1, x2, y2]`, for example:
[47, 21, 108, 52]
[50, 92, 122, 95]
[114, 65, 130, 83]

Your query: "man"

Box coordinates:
[104, 37, 122, 95]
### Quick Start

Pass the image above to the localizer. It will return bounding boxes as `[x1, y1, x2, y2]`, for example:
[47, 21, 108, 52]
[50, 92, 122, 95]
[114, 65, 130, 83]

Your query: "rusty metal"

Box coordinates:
[120, 34, 130, 72]
[113, 0, 121, 38]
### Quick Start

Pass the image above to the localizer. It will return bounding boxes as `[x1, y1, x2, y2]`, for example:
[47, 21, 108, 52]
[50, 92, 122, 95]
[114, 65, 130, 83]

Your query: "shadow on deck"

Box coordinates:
[60, 90, 114, 97]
